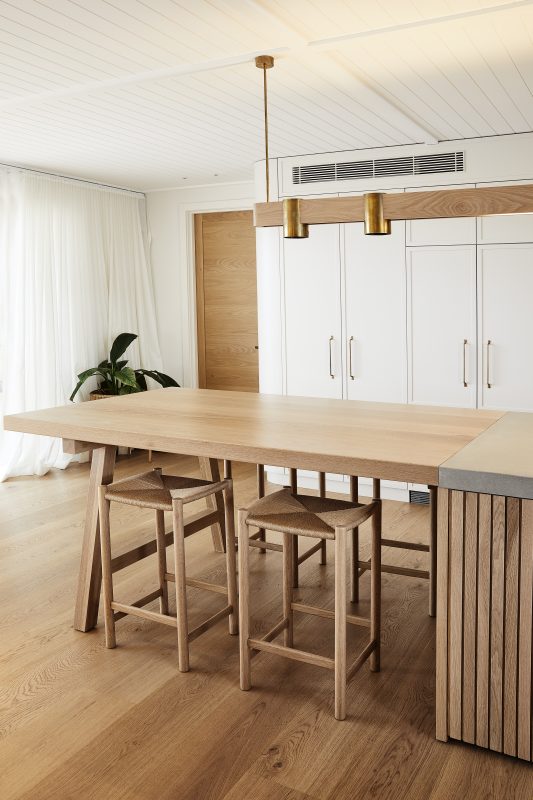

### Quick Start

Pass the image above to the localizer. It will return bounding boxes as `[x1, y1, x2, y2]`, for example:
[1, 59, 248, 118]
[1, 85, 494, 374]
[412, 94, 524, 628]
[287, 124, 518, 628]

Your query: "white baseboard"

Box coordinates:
[266, 471, 410, 502]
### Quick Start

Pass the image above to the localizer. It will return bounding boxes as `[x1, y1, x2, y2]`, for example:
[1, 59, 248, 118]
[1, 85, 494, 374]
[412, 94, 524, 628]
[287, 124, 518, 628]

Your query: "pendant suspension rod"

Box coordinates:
[263, 65, 269, 203]
[255, 55, 274, 203]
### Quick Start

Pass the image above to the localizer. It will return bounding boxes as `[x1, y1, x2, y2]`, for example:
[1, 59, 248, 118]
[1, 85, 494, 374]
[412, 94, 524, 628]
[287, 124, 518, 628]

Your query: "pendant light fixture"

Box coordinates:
[364, 192, 391, 235]
[255, 55, 308, 239]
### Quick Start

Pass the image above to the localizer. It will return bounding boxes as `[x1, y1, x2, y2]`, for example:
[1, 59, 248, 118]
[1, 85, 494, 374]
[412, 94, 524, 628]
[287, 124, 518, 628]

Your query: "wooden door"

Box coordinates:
[407, 245, 477, 408]
[478, 243, 533, 411]
[195, 210, 259, 392]
[283, 224, 343, 400]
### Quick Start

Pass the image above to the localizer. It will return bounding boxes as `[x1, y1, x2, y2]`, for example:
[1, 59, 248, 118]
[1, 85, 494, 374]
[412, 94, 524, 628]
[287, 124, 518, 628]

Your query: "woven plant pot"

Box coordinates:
[89, 390, 113, 401]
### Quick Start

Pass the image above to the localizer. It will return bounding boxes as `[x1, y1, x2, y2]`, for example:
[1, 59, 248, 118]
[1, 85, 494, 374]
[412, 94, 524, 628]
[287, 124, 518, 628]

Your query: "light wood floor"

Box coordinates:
[1, 453, 531, 800]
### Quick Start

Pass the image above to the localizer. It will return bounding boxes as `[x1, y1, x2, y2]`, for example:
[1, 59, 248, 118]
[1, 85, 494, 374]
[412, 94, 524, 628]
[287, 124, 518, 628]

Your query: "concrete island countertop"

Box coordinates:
[439, 411, 533, 499]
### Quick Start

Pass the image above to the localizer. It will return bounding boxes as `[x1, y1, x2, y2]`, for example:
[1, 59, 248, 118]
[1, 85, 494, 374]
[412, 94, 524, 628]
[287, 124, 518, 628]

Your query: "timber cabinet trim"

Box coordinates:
[436, 487, 533, 761]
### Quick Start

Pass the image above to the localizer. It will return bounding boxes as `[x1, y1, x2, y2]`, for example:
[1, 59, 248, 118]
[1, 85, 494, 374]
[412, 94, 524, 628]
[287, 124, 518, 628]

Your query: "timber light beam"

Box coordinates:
[254, 183, 533, 228]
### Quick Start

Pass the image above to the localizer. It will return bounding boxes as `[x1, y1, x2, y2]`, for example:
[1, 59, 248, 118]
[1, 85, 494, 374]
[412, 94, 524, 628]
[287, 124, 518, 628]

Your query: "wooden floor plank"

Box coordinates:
[1, 455, 532, 800]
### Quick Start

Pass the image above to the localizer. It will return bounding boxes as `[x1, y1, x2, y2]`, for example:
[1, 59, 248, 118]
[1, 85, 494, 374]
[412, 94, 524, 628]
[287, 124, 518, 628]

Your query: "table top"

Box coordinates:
[440, 412, 533, 499]
[3, 388, 504, 485]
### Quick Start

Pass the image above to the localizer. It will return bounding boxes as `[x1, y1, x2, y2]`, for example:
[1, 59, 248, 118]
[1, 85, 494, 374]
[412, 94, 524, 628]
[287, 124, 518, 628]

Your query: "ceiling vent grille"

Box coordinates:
[292, 151, 464, 185]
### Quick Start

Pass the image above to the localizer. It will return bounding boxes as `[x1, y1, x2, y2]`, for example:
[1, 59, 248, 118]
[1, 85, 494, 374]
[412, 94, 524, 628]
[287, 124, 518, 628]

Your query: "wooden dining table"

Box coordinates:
[4, 387, 502, 627]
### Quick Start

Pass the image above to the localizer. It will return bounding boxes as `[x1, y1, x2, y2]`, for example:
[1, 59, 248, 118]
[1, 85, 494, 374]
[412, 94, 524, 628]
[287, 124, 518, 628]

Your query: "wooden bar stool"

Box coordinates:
[238, 484, 382, 720]
[97, 468, 238, 671]
[350, 478, 438, 616]
[248, 466, 327, 588]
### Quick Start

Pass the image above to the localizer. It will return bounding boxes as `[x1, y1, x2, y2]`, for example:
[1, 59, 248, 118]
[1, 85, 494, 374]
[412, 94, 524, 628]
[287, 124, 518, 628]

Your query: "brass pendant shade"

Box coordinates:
[364, 193, 391, 235]
[283, 198, 309, 239]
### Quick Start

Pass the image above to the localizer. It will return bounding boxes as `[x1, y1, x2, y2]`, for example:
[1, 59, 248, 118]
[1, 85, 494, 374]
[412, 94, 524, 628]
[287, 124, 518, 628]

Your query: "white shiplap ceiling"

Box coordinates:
[1, 0, 533, 190]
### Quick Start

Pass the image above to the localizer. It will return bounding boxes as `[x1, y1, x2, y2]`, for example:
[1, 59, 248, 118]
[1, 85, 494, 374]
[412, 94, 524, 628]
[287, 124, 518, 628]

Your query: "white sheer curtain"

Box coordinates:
[0, 169, 163, 481]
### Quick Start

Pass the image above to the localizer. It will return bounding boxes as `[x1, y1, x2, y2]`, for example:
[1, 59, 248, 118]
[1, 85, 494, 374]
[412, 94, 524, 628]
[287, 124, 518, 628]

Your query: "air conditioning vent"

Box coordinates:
[292, 151, 464, 185]
[409, 490, 430, 505]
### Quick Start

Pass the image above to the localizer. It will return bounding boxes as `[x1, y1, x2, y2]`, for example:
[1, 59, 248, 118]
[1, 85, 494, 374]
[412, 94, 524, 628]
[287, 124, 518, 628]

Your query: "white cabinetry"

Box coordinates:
[478, 244, 533, 411]
[407, 246, 477, 408]
[284, 224, 343, 400]
[477, 214, 533, 244]
[344, 221, 407, 403]
[258, 171, 533, 501]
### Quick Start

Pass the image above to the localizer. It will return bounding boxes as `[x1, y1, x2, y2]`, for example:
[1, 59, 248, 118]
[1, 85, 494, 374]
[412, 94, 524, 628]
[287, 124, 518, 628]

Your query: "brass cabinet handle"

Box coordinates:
[463, 339, 468, 387]
[329, 336, 334, 379]
[486, 340, 492, 388]
[348, 336, 355, 380]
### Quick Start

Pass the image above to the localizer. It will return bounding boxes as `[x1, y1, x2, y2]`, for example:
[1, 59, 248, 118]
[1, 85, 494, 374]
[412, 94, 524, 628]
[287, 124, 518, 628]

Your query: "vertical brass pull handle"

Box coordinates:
[348, 336, 355, 380]
[329, 336, 334, 379]
[486, 340, 492, 388]
[463, 339, 468, 387]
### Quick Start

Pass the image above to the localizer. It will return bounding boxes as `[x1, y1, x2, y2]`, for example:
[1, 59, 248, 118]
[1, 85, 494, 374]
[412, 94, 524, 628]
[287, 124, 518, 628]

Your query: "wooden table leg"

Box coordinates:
[429, 485, 438, 618]
[74, 445, 116, 632]
[199, 456, 226, 553]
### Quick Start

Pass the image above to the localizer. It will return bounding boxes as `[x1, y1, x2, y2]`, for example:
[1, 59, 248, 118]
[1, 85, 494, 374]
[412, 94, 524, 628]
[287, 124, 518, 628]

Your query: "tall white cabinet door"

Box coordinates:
[478, 244, 533, 411]
[284, 224, 343, 399]
[344, 221, 407, 403]
[407, 246, 477, 407]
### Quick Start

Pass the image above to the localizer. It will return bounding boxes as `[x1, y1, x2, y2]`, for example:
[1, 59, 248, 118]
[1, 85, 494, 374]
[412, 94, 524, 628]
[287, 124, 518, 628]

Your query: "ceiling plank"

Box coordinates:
[0, 46, 289, 111]
[308, 0, 533, 48]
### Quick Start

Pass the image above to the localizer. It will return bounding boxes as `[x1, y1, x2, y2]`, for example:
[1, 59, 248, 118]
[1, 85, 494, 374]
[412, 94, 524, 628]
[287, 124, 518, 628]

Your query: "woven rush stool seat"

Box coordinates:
[105, 470, 228, 511]
[238, 486, 382, 721]
[245, 489, 377, 539]
[97, 468, 238, 672]
[248, 466, 328, 589]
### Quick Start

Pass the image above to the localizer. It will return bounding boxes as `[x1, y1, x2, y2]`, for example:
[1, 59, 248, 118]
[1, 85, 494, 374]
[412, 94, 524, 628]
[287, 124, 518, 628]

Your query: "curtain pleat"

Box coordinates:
[0, 170, 164, 481]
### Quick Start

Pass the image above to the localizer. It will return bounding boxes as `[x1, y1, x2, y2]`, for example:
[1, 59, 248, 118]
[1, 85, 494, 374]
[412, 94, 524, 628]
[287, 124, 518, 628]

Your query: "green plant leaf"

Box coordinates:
[69, 367, 106, 401]
[109, 332, 137, 365]
[134, 370, 148, 391]
[136, 369, 180, 388]
[98, 359, 111, 369]
[114, 367, 139, 389]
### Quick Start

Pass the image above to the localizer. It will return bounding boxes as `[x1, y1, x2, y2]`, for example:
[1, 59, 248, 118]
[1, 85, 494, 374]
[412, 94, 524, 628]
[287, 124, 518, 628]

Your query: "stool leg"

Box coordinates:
[97, 486, 116, 649]
[223, 483, 239, 635]
[350, 476, 359, 603]
[290, 468, 299, 587]
[334, 529, 347, 720]
[172, 498, 189, 672]
[429, 485, 438, 618]
[238, 509, 251, 690]
[370, 499, 382, 673]
[257, 464, 266, 554]
[283, 531, 294, 647]
[155, 510, 169, 615]
[318, 472, 327, 565]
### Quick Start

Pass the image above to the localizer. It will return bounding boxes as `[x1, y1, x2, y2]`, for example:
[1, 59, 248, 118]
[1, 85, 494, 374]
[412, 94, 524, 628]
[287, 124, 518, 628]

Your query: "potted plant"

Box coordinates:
[70, 332, 179, 401]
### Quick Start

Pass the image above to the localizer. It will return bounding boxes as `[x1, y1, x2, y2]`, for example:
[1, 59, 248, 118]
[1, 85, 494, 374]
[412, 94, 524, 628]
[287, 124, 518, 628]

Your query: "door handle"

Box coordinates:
[329, 336, 334, 379]
[348, 336, 355, 380]
[486, 340, 492, 389]
[462, 339, 468, 387]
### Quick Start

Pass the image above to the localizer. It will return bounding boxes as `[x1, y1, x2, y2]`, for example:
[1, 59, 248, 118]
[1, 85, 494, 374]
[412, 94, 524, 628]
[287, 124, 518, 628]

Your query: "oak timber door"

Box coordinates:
[195, 210, 259, 392]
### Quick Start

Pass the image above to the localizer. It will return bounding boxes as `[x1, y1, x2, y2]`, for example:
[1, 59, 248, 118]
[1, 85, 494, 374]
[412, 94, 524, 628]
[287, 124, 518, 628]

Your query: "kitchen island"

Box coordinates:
[4, 389, 531, 761]
[437, 412, 533, 761]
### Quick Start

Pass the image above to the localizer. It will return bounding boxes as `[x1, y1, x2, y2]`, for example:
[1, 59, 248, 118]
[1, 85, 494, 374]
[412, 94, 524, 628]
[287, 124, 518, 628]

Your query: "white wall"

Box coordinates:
[146, 181, 254, 387]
